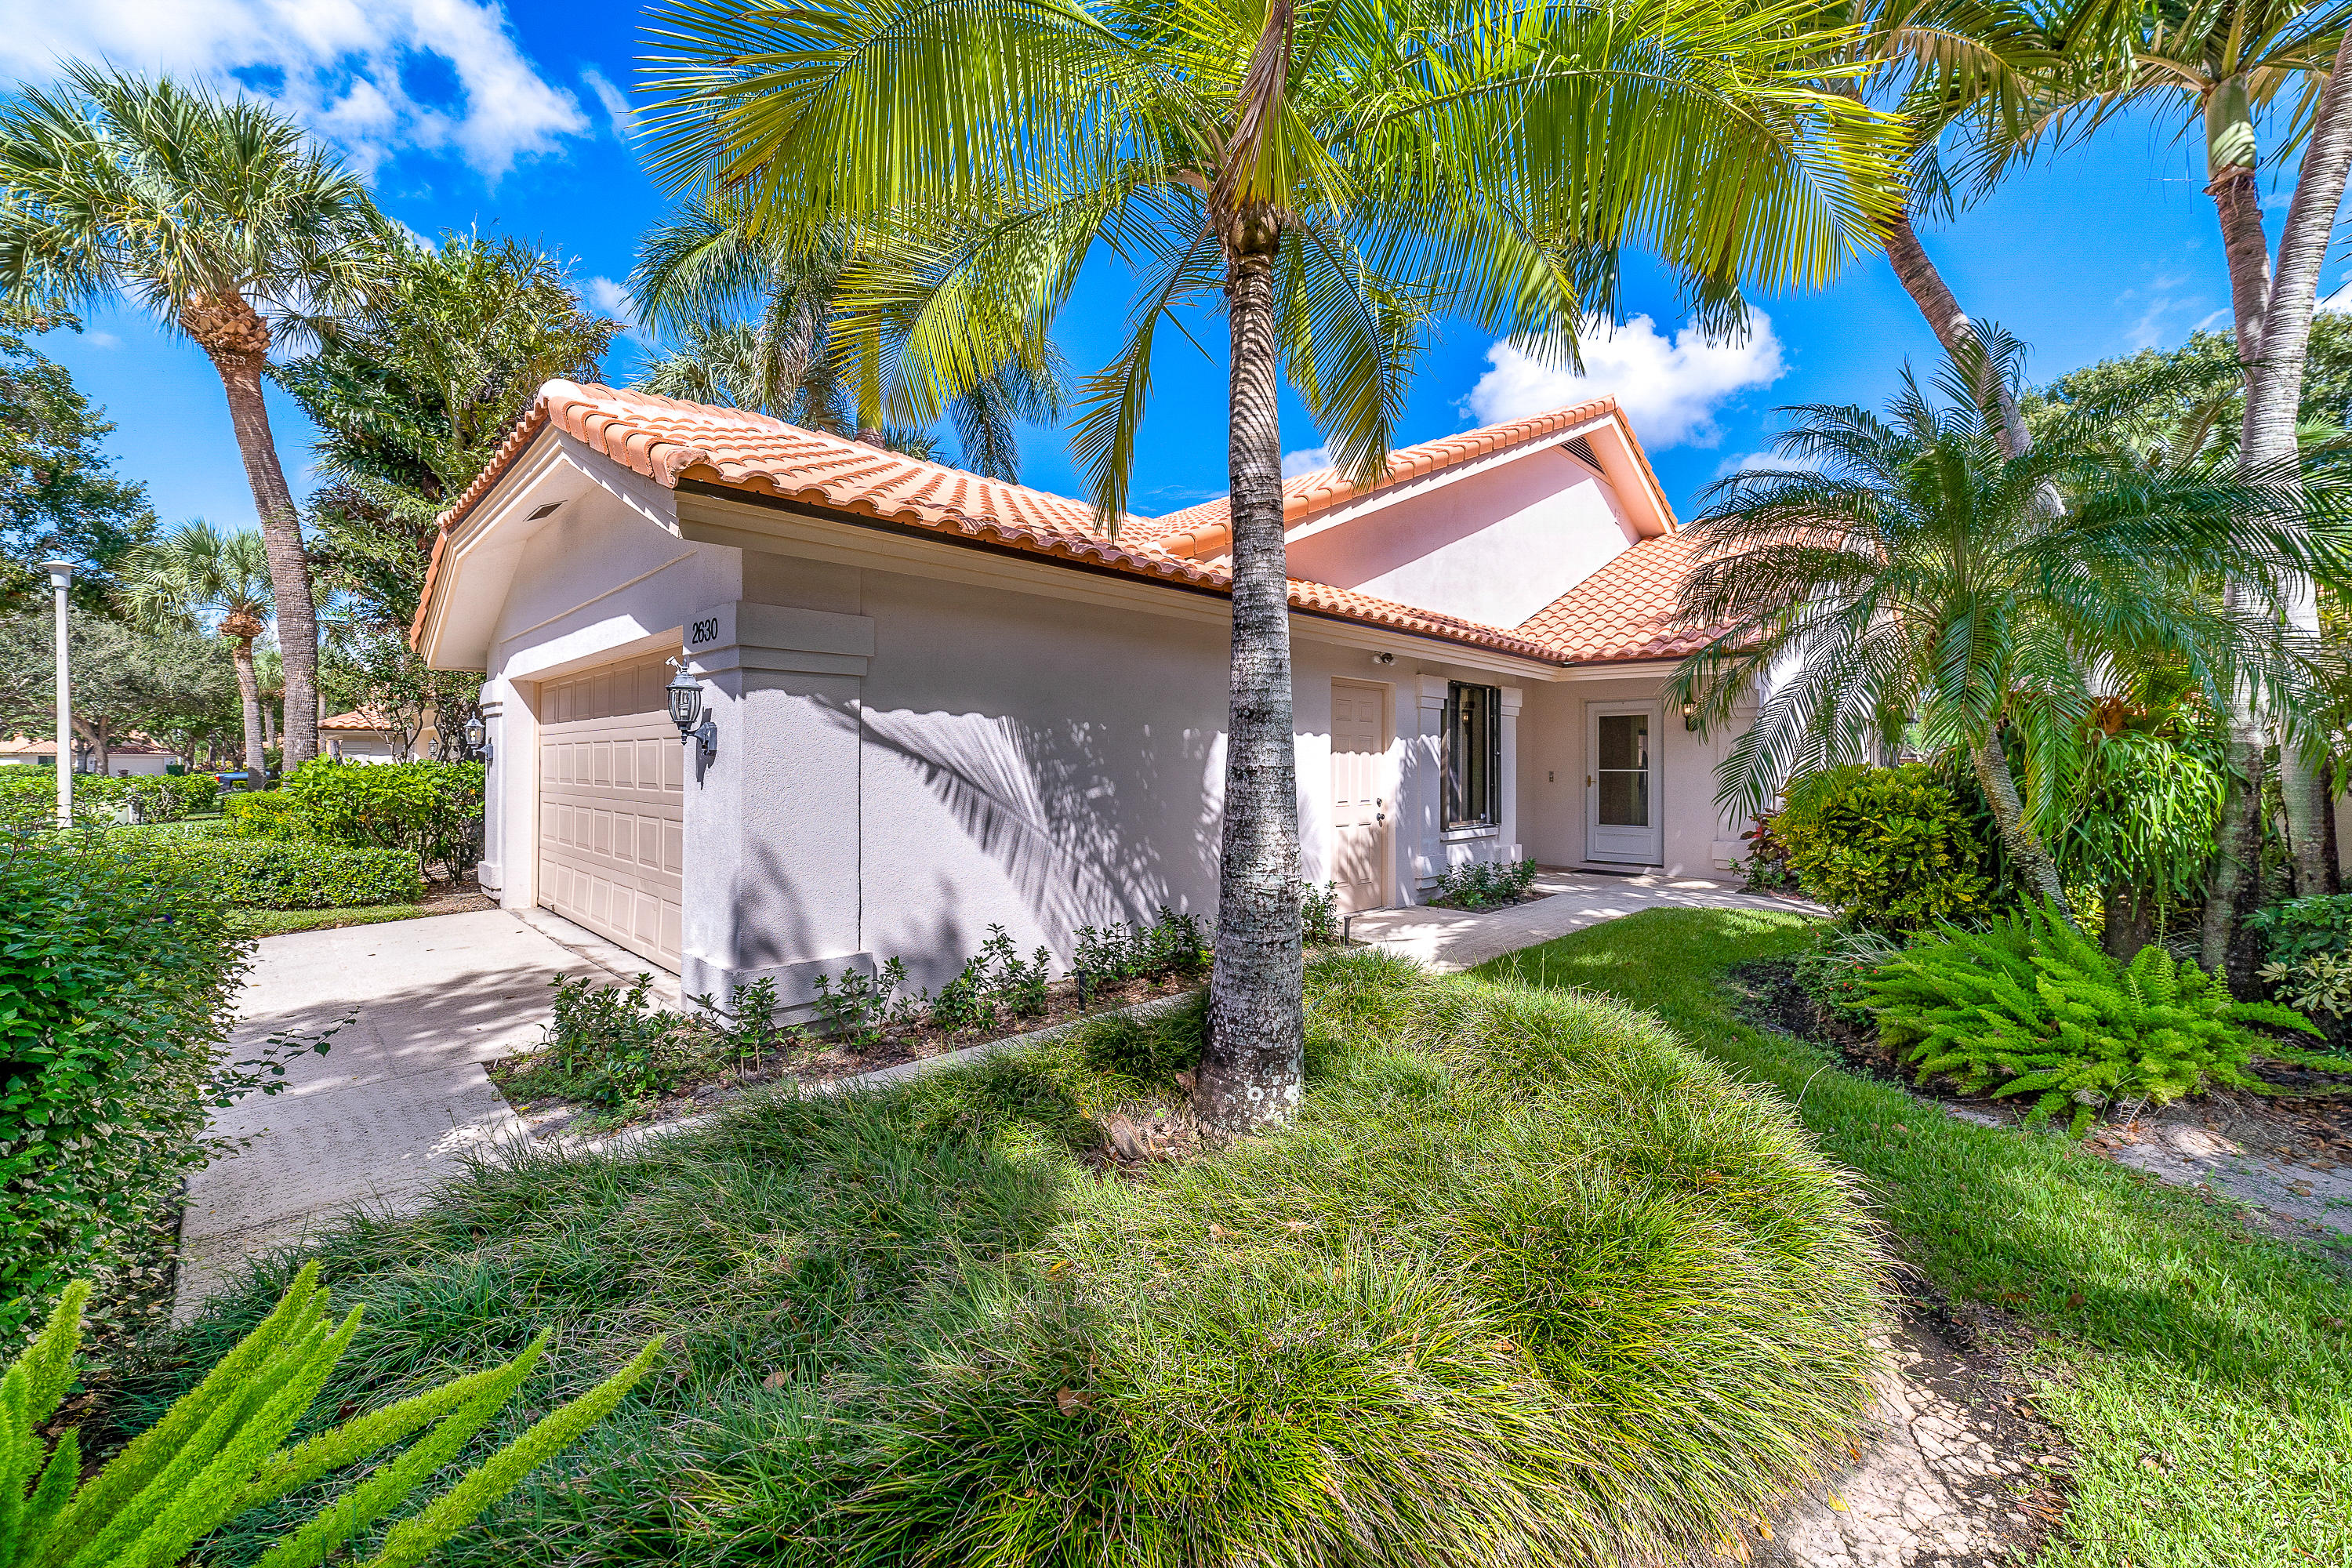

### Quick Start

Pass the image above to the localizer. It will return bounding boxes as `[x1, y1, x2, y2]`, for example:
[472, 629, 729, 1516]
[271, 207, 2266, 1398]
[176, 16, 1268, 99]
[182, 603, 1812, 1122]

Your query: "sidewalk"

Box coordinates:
[1349, 867, 1817, 971]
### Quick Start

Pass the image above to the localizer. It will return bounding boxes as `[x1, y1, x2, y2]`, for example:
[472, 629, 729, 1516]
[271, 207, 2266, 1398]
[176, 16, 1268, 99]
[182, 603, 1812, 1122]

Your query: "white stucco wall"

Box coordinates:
[1283, 448, 1639, 630]
[1517, 673, 1748, 876]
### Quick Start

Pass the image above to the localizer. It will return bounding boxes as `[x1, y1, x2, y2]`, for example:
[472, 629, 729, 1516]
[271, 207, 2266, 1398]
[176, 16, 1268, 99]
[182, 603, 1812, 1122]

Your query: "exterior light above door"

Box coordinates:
[666, 659, 717, 757]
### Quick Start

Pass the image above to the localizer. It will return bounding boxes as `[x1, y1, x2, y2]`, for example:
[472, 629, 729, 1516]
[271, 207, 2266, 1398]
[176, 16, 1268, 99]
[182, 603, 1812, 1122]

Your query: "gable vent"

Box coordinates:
[1559, 435, 1601, 470]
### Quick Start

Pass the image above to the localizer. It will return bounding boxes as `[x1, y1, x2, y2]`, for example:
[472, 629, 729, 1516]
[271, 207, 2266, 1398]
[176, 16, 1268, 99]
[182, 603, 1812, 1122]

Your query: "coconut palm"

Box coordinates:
[118, 521, 276, 783]
[630, 194, 1060, 479]
[0, 66, 388, 770]
[641, 0, 1904, 1129]
[1668, 335, 2339, 920]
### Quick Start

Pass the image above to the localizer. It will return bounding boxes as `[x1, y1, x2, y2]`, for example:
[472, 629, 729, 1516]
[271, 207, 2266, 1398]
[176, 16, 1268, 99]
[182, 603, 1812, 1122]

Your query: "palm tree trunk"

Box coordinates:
[2238, 29, 2352, 897]
[229, 636, 267, 784]
[1884, 210, 2031, 459]
[2201, 715, 2266, 978]
[1195, 231, 1306, 1134]
[206, 344, 321, 770]
[1971, 726, 2071, 918]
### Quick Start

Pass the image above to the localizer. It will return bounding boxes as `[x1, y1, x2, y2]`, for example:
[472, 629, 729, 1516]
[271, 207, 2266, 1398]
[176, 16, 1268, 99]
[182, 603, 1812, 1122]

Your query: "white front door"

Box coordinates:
[1587, 703, 1662, 865]
[1330, 680, 1392, 913]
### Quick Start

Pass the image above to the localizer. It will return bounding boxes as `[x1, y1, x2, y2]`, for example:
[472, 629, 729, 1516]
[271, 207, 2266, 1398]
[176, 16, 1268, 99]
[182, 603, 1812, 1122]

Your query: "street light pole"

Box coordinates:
[38, 559, 73, 829]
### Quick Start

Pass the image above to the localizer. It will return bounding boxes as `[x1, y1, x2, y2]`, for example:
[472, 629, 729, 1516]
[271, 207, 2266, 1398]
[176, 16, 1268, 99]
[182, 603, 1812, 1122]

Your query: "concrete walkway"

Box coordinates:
[175, 908, 653, 1314]
[1350, 867, 1817, 971]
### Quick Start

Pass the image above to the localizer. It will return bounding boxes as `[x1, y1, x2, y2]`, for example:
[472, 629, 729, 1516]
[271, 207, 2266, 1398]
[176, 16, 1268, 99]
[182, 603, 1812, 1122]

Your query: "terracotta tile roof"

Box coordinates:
[321, 707, 396, 732]
[416, 382, 1574, 663]
[1138, 398, 1675, 557]
[1514, 532, 1716, 663]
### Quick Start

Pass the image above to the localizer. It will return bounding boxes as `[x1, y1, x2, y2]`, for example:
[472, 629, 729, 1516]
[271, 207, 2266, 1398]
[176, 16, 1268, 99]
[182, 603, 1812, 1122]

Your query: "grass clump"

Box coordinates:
[1490, 908, 2352, 1568]
[139, 953, 1883, 1568]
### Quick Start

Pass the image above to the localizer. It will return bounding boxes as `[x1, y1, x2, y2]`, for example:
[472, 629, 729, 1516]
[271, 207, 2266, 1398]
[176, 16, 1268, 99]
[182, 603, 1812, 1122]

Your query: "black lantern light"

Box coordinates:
[463, 713, 490, 764]
[666, 659, 717, 756]
[1681, 701, 1698, 732]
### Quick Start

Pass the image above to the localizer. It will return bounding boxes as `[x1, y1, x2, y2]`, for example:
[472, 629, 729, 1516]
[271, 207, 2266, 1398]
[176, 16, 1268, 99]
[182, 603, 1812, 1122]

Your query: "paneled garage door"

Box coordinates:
[537, 654, 684, 970]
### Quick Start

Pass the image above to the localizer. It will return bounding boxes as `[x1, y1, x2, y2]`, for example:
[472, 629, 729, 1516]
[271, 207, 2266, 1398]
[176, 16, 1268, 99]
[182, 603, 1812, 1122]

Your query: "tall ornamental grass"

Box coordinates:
[150, 953, 1884, 1568]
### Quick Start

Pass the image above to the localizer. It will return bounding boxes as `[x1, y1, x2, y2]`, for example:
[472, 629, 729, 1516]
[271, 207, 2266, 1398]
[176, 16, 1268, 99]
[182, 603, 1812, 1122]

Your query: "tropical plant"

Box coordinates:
[116, 520, 276, 782]
[630, 196, 1058, 477]
[2054, 713, 2228, 958]
[1791, 922, 1904, 1029]
[0, 67, 390, 768]
[274, 231, 618, 629]
[1, 1265, 660, 1568]
[1668, 334, 2335, 923]
[1776, 763, 1998, 931]
[1867, 899, 2348, 1133]
[641, 0, 1905, 1128]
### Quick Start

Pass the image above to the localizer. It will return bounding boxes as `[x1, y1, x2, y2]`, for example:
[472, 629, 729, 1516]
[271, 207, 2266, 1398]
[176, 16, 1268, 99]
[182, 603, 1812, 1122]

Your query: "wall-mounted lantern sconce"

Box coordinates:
[1681, 702, 1698, 732]
[1370, 651, 1396, 667]
[463, 714, 492, 766]
[666, 659, 717, 757]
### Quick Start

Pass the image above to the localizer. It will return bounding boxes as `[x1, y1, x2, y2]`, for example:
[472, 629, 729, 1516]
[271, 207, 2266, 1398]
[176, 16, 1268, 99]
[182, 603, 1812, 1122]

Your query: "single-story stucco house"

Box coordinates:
[412, 381, 1747, 1007]
[0, 735, 177, 775]
[321, 707, 428, 764]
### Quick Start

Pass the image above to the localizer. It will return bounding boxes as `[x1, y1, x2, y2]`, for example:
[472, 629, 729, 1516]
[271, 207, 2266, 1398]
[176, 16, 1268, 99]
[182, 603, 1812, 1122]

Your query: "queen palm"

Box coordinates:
[1668, 336, 2333, 920]
[643, 0, 1903, 1128]
[0, 66, 387, 770]
[118, 521, 276, 785]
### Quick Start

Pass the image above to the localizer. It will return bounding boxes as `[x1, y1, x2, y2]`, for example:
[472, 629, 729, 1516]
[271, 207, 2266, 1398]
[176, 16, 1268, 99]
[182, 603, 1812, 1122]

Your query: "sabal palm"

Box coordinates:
[642, 0, 1904, 1127]
[1668, 339, 2331, 916]
[632, 194, 1059, 479]
[118, 521, 277, 782]
[0, 66, 386, 770]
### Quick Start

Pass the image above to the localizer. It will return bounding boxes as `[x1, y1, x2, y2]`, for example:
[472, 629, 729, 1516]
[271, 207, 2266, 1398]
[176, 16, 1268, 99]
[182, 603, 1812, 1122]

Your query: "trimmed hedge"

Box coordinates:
[117, 832, 427, 909]
[0, 832, 248, 1348]
[221, 788, 317, 840]
[281, 757, 483, 873]
[0, 768, 217, 826]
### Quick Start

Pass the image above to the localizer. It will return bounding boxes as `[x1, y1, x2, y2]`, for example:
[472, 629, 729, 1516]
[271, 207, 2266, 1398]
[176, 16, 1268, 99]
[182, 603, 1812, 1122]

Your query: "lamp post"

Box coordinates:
[38, 560, 72, 828]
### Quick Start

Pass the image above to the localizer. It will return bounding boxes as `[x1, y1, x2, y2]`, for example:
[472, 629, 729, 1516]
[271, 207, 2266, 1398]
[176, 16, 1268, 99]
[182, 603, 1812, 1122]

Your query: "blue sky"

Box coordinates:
[11, 0, 2340, 535]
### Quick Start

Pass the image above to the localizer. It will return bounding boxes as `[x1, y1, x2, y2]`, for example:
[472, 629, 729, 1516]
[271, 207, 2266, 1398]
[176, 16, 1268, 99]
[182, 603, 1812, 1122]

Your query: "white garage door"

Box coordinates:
[537, 653, 685, 971]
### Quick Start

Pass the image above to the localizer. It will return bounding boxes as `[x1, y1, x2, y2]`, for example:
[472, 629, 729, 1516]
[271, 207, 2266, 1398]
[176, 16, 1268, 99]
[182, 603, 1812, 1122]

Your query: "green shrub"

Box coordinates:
[0, 833, 257, 1348]
[222, 788, 320, 840]
[281, 758, 483, 872]
[0, 768, 216, 826]
[1777, 764, 1998, 931]
[127, 836, 428, 909]
[1866, 901, 2352, 1134]
[161, 954, 1885, 1568]
[1299, 877, 1340, 943]
[1430, 856, 1537, 909]
[3, 1267, 660, 1568]
[2248, 894, 2352, 969]
[1791, 925, 1903, 1029]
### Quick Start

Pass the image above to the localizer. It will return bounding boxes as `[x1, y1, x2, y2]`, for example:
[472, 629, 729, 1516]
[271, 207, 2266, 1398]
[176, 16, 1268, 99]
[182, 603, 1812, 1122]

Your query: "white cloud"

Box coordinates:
[84, 331, 121, 349]
[579, 66, 632, 139]
[1712, 447, 1823, 480]
[1463, 312, 1784, 448]
[583, 276, 636, 322]
[0, 0, 589, 180]
[1280, 445, 1330, 480]
[2320, 281, 2352, 315]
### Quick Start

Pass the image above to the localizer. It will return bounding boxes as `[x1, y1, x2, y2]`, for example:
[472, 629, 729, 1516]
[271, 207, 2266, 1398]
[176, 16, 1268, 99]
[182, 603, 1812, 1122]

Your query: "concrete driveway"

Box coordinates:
[175, 908, 655, 1315]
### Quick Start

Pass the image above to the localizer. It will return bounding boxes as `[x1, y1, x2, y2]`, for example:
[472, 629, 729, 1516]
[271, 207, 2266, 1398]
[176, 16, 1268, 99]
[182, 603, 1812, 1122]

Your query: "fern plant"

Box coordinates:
[1865, 901, 2352, 1134]
[2, 1264, 660, 1568]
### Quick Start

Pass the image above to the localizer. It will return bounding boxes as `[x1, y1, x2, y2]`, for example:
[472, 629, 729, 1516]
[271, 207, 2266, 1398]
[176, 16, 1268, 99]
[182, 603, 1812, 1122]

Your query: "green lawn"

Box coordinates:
[1485, 909, 2352, 1568]
[141, 953, 1883, 1568]
[223, 900, 473, 938]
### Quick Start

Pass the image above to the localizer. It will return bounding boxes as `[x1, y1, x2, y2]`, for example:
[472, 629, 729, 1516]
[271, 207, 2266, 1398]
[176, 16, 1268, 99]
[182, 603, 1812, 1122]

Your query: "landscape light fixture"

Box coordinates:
[666, 659, 717, 757]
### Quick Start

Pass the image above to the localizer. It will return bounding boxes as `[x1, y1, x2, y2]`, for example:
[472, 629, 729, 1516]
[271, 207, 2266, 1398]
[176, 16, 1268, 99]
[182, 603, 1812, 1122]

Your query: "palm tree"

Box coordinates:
[642, 0, 1904, 1130]
[630, 194, 1060, 479]
[1668, 336, 2335, 920]
[0, 66, 387, 770]
[118, 521, 276, 784]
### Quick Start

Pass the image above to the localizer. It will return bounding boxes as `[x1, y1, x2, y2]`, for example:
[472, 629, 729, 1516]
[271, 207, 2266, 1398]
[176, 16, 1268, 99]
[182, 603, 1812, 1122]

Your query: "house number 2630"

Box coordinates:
[690, 617, 720, 644]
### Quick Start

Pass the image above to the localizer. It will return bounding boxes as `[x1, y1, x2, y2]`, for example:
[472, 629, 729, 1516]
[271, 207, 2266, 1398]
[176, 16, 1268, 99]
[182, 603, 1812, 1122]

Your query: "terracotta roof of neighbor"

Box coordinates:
[1515, 532, 1717, 663]
[321, 708, 397, 732]
[416, 383, 1577, 662]
[0, 734, 171, 755]
[1132, 398, 1673, 557]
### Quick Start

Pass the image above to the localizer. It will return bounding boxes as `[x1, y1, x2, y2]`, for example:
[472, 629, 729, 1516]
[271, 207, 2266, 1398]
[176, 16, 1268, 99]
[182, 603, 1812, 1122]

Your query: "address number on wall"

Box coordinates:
[688, 616, 721, 645]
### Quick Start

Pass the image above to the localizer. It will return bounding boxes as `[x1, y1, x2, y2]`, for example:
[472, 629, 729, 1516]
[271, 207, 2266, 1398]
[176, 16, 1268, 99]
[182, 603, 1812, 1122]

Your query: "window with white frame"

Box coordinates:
[1443, 681, 1501, 827]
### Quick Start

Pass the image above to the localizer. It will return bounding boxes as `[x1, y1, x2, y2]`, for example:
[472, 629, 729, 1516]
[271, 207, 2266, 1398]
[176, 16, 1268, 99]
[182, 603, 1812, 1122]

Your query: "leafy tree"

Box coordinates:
[631, 195, 1060, 478]
[273, 231, 619, 630]
[1668, 336, 2336, 920]
[642, 0, 1904, 1130]
[0, 610, 240, 771]
[0, 67, 390, 769]
[0, 307, 153, 612]
[117, 521, 276, 780]
[2027, 317, 2352, 460]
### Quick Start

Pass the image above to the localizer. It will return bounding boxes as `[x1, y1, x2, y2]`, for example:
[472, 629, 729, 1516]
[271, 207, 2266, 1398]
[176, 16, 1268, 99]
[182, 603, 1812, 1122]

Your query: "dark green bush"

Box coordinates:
[122, 835, 427, 909]
[158, 954, 1885, 1568]
[0, 768, 216, 826]
[1430, 856, 1538, 909]
[0, 832, 252, 1347]
[1867, 901, 2352, 1134]
[221, 787, 319, 840]
[281, 757, 485, 872]
[1777, 764, 1998, 931]
[2248, 894, 2352, 969]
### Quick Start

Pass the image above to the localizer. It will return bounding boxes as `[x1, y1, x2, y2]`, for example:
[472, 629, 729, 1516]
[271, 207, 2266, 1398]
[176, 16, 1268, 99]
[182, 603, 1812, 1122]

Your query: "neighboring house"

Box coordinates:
[321, 708, 428, 764]
[413, 381, 1743, 1007]
[0, 735, 177, 775]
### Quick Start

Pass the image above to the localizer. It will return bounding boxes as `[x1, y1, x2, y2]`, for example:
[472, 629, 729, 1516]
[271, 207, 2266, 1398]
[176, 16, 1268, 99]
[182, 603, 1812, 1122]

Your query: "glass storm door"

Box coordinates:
[1588, 706, 1663, 864]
